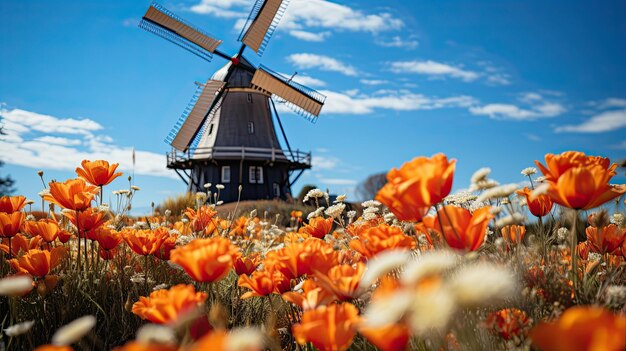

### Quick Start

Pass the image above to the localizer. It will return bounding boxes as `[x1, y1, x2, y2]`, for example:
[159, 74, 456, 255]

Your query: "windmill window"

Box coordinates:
[247, 122, 255, 134]
[208, 123, 214, 135]
[273, 183, 280, 198]
[249, 166, 264, 184]
[247, 93, 252, 103]
[221, 166, 231, 183]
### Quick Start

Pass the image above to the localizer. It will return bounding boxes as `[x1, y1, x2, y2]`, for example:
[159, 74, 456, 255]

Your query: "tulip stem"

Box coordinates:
[570, 210, 579, 301]
[76, 210, 81, 272]
[144, 254, 149, 292]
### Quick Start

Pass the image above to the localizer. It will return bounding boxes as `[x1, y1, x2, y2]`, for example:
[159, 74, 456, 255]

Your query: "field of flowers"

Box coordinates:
[1, 151, 625, 351]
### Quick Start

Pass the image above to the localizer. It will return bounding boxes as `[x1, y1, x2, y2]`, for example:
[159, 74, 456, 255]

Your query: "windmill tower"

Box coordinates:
[139, 1, 326, 203]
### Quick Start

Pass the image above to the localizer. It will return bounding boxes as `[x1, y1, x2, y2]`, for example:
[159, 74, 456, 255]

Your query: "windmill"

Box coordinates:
[139, 1, 326, 203]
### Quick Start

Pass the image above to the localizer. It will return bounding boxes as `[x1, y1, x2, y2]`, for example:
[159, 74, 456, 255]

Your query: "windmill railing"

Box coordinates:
[166, 146, 312, 168]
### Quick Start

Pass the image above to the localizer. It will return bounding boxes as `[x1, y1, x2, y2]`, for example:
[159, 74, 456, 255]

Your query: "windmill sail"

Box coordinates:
[140, 3, 223, 62]
[251, 66, 326, 121]
[238, 0, 290, 55]
[167, 80, 226, 151]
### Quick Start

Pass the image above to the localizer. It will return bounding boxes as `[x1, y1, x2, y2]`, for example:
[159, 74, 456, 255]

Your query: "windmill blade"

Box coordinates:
[238, 0, 290, 55]
[251, 66, 326, 121]
[166, 80, 226, 151]
[140, 3, 223, 62]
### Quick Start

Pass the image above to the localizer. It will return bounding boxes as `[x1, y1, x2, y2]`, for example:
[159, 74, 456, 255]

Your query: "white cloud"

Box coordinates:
[610, 140, 626, 149]
[312, 155, 340, 170]
[291, 74, 326, 87]
[0, 105, 176, 179]
[319, 90, 477, 114]
[375, 35, 419, 49]
[287, 53, 358, 76]
[360, 79, 389, 86]
[320, 178, 357, 185]
[598, 98, 626, 110]
[289, 30, 331, 42]
[556, 109, 626, 133]
[389, 60, 479, 82]
[189, 0, 403, 35]
[485, 73, 511, 86]
[469, 102, 566, 120]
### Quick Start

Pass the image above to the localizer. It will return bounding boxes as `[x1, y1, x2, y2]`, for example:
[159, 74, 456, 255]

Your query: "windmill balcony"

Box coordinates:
[166, 146, 312, 170]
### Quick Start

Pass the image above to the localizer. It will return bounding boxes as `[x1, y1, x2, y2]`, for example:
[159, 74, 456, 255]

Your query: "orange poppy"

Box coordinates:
[282, 279, 336, 311]
[423, 205, 493, 252]
[132, 284, 207, 324]
[359, 323, 410, 351]
[75, 159, 123, 186]
[516, 187, 553, 217]
[1, 233, 42, 257]
[376, 154, 455, 222]
[586, 224, 625, 255]
[184, 206, 217, 233]
[112, 341, 177, 351]
[63, 207, 107, 240]
[123, 228, 167, 256]
[299, 216, 334, 239]
[237, 270, 275, 299]
[169, 237, 238, 282]
[99, 246, 118, 260]
[57, 229, 73, 244]
[484, 308, 531, 341]
[33, 345, 75, 351]
[0, 211, 25, 238]
[228, 216, 250, 237]
[186, 330, 228, 351]
[349, 224, 416, 258]
[0, 195, 27, 214]
[314, 262, 365, 301]
[44, 178, 98, 211]
[154, 231, 178, 261]
[9, 247, 66, 277]
[293, 302, 361, 351]
[530, 306, 626, 351]
[94, 227, 122, 251]
[233, 252, 261, 276]
[501, 225, 526, 244]
[535, 151, 626, 210]
[265, 238, 339, 279]
[25, 219, 60, 243]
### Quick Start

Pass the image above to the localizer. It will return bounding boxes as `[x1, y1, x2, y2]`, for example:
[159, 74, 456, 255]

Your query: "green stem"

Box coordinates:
[571, 210, 579, 301]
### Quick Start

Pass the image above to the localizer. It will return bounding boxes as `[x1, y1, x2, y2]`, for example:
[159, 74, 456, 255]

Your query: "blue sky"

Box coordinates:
[1, 0, 625, 213]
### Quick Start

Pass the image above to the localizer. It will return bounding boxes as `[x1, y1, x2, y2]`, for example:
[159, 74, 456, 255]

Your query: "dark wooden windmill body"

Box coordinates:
[140, 1, 325, 202]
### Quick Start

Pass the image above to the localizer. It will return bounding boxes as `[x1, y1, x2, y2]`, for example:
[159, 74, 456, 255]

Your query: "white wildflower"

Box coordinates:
[307, 207, 325, 220]
[38, 189, 50, 197]
[226, 328, 265, 351]
[445, 191, 478, 205]
[447, 263, 516, 307]
[25, 214, 36, 221]
[360, 250, 412, 289]
[470, 179, 500, 191]
[401, 251, 458, 286]
[476, 183, 519, 203]
[521, 167, 537, 176]
[25, 199, 35, 205]
[131, 185, 141, 191]
[347, 210, 357, 219]
[363, 207, 379, 214]
[216, 200, 224, 206]
[4, 321, 35, 337]
[408, 287, 456, 336]
[0, 276, 33, 296]
[325, 203, 345, 219]
[471, 167, 491, 184]
[363, 212, 378, 221]
[303, 188, 326, 203]
[334, 194, 347, 203]
[97, 204, 110, 213]
[495, 213, 525, 227]
[52, 315, 96, 346]
[383, 212, 396, 223]
[216, 184, 225, 190]
[117, 189, 130, 195]
[136, 324, 176, 344]
[361, 200, 381, 208]
[535, 176, 546, 183]
[249, 209, 257, 218]
[530, 183, 549, 199]
[362, 290, 414, 328]
[588, 252, 602, 262]
[203, 183, 212, 189]
[556, 227, 569, 242]
[605, 285, 626, 306]
[610, 213, 624, 226]
[195, 192, 207, 201]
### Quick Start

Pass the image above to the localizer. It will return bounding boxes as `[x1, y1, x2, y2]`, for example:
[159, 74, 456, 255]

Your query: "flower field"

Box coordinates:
[1, 152, 625, 351]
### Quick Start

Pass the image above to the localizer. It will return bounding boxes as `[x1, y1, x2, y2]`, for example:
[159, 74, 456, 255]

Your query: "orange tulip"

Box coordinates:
[0, 195, 27, 213]
[423, 205, 493, 252]
[169, 237, 238, 282]
[123, 228, 167, 256]
[57, 229, 73, 244]
[484, 308, 531, 341]
[132, 284, 207, 324]
[586, 224, 625, 255]
[184, 206, 217, 233]
[282, 279, 336, 311]
[535, 151, 626, 210]
[293, 303, 361, 351]
[9, 247, 66, 277]
[43, 178, 98, 211]
[359, 323, 410, 351]
[501, 224, 526, 244]
[95, 227, 122, 251]
[314, 262, 365, 301]
[63, 207, 107, 240]
[25, 219, 60, 243]
[0, 211, 25, 238]
[237, 270, 276, 299]
[233, 252, 261, 276]
[516, 187, 553, 217]
[349, 223, 416, 258]
[530, 306, 626, 351]
[299, 216, 334, 239]
[75, 159, 122, 186]
[376, 154, 455, 221]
